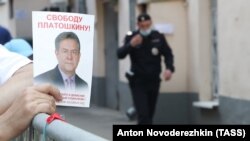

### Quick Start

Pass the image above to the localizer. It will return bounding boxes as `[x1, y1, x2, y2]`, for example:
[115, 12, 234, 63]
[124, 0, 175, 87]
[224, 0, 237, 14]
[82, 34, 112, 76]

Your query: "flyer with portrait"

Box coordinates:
[32, 11, 94, 107]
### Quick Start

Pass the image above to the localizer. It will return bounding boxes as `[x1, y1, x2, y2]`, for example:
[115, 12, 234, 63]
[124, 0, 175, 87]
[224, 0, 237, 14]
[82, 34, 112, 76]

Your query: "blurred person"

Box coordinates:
[35, 31, 88, 92]
[0, 25, 12, 45]
[117, 13, 175, 125]
[4, 38, 33, 60]
[0, 46, 62, 140]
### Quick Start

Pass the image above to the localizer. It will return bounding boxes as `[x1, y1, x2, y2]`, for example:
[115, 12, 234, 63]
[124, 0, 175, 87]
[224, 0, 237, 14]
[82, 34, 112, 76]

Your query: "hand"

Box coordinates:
[130, 34, 143, 47]
[0, 84, 62, 140]
[163, 69, 173, 81]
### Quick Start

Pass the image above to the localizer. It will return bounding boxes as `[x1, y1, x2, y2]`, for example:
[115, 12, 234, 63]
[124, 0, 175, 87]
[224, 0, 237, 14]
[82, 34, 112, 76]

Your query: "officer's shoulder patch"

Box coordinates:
[126, 31, 133, 36]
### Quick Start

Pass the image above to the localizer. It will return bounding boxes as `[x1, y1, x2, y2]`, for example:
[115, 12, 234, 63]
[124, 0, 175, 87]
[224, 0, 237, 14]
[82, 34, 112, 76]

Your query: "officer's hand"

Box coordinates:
[130, 34, 143, 47]
[163, 69, 172, 81]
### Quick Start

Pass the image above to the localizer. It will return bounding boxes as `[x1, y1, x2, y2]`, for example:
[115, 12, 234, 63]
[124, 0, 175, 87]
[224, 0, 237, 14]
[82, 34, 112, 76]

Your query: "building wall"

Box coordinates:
[0, 2, 9, 26]
[148, 0, 189, 93]
[186, 0, 213, 101]
[0, 1, 15, 36]
[146, 0, 214, 101]
[117, 1, 133, 82]
[89, 0, 107, 106]
[218, 0, 250, 100]
[14, 0, 49, 39]
[116, 0, 134, 111]
[156, 0, 250, 124]
[152, 0, 250, 124]
[186, 0, 199, 93]
[92, 0, 105, 77]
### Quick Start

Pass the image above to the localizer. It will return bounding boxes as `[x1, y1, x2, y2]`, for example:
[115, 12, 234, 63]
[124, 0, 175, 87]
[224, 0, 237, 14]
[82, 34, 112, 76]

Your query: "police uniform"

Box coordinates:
[117, 14, 175, 124]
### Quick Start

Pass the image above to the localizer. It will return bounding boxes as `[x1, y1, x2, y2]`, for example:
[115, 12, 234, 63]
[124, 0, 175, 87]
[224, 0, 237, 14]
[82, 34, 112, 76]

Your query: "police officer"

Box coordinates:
[117, 13, 175, 125]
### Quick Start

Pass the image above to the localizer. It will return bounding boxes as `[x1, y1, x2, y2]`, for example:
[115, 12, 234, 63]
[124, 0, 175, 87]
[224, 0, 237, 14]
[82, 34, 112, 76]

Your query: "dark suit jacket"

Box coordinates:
[35, 65, 88, 91]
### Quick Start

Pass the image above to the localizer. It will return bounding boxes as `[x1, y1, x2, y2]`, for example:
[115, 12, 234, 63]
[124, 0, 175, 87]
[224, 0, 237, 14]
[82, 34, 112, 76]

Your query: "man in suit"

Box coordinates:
[35, 32, 88, 92]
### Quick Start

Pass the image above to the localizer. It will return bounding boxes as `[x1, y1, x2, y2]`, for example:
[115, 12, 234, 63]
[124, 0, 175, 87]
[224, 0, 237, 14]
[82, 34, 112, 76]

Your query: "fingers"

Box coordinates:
[19, 84, 62, 116]
[130, 34, 143, 47]
[165, 76, 171, 81]
[34, 83, 62, 101]
[32, 84, 62, 114]
[165, 74, 171, 80]
[134, 34, 142, 40]
[164, 70, 172, 81]
[34, 100, 56, 115]
[134, 34, 143, 44]
[22, 90, 57, 115]
[0, 83, 60, 139]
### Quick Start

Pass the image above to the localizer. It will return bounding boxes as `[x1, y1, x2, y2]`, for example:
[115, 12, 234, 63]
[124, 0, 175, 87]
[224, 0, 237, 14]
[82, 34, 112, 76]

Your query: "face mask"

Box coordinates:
[140, 28, 152, 36]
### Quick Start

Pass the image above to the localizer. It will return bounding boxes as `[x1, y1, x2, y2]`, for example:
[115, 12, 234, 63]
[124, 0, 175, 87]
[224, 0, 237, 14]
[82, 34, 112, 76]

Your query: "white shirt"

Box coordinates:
[0, 45, 31, 85]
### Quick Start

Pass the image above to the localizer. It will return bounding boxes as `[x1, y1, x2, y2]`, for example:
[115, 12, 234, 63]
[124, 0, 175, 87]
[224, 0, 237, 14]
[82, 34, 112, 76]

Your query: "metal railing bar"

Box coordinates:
[32, 113, 109, 141]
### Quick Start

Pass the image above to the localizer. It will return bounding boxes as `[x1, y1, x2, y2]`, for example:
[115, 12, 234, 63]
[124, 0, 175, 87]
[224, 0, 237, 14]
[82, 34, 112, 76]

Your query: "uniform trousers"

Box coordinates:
[128, 76, 160, 125]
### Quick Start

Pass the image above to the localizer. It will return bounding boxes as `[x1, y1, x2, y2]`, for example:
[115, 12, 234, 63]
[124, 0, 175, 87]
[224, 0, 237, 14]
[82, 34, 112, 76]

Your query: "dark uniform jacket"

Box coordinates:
[117, 30, 175, 79]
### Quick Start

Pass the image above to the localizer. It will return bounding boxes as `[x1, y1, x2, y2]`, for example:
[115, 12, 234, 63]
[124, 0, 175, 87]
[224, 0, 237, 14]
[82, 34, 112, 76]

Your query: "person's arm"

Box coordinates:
[0, 63, 33, 115]
[160, 34, 175, 80]
[117, 35, 133, 59]
[0, 83, 62, 141]
[117, 33, 142, 59]
[0, 63, 62, 140]
[160, 34, 175, 72]
[0, 46, 63, 140]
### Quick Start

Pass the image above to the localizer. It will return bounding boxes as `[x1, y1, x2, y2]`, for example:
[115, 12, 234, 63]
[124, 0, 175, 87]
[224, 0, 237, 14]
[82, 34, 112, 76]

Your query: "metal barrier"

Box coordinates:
[12, 113, 109, 141]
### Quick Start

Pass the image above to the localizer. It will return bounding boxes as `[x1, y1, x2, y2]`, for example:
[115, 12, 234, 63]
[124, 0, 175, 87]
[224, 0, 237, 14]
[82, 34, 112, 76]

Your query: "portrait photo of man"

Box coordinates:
[35, 31, 88, 92]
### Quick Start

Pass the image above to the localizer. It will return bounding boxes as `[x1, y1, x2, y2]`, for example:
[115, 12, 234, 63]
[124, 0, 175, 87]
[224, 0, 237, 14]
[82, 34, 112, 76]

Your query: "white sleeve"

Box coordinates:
[0, 45, 32, 85]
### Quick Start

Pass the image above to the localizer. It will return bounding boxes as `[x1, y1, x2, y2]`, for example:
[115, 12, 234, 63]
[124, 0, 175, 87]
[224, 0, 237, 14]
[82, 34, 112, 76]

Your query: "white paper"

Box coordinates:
[32, 11, 94, 107]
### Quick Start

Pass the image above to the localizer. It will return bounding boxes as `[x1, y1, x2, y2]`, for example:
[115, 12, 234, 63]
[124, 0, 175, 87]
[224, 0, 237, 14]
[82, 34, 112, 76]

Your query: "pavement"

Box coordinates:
[57, 105, 136, 141]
